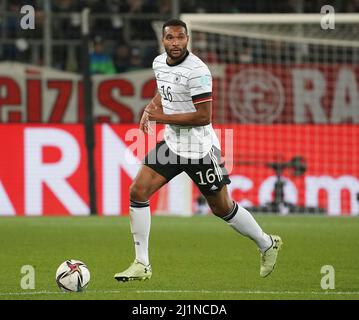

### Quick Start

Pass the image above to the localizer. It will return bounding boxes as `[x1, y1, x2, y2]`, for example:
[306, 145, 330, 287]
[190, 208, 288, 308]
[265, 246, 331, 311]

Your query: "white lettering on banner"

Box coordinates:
[306, 176, 359, 216]
[292, 69, 328, 123]
[331, 68, 359, 123]
[0, 180, 15, 215]
[217, 174, 359, 215]
[227, 175, 254, 207]
[24, 128, 89, 215]
[102, 125, 141, 215]
[259, 176, 298, 206]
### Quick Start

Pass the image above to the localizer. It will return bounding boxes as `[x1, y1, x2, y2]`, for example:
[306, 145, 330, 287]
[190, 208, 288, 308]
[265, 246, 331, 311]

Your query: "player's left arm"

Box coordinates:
[140, 91, 163, 134]
[145, 100, 211, 126]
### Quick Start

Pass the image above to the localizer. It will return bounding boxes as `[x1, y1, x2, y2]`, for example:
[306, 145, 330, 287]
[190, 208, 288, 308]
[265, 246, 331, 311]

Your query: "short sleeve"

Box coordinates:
[188, 66, 212, 104]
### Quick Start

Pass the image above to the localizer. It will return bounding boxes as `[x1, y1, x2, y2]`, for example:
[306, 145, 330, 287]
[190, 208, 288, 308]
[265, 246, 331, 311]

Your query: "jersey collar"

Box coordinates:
[166, 50, 189, 67]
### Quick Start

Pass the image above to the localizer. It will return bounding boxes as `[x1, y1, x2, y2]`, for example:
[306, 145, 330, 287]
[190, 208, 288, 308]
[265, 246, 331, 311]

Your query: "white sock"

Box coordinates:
[129, 200, 151, 266]
[223, 202, 272, 253]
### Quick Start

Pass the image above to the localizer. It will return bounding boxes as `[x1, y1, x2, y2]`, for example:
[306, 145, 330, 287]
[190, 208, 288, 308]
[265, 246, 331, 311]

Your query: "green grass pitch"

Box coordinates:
[0, 214, 359, 300]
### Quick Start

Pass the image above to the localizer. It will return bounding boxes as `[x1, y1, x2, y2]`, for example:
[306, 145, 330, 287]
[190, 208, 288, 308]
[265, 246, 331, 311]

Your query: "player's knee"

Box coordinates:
[208, 202, 221, 217]
[129, 183, 149, 202]
[208, 201, 233, 218]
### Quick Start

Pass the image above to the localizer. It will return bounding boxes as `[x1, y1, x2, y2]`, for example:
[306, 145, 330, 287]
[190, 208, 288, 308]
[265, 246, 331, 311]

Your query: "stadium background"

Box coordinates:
[0, 0, 358, 217]
[1, 0, 359, 303]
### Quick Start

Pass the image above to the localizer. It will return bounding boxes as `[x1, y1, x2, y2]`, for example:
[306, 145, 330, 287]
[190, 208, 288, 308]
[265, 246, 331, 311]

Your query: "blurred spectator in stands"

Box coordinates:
[228, 38, 253, 64]
[192, 32, 219, 63]
[143, 45, 159, 68]
[127, 47, 144, 71]
[158, 0, 172, 15]
[90, 36, 116, 74]
[113, 43, 131, 73]
[126, 0, 143, 12]
[345, 0, 359, 12]
[65, 45, 80, 72]
[120, 0, 158, 13]
[1, 1, 20, 61]
[91, 0, 125, 43]
[52, 0, 81, 39]
[51, 0, 82, 69]
[4, 1, 20, 38]
[239, 46, 254, 63]
[120, 0, 157, 40]
[266, 40, 288, 63]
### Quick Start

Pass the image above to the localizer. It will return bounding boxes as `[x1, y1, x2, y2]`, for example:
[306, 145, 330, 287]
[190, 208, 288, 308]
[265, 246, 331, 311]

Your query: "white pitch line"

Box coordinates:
[1, 289, 359, 297]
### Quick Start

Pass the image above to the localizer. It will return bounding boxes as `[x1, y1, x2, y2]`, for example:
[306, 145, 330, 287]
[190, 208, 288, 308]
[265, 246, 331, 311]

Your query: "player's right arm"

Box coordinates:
[140, 92, 162, 134]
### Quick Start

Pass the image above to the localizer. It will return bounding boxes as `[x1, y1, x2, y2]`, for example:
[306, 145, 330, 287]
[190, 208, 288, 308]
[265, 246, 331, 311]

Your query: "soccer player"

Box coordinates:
[114, 19, 282, 282]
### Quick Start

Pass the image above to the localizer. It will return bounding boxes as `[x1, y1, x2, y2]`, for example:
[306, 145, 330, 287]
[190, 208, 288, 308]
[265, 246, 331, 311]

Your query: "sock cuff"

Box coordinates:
[222, 202, 238, 222]
[130, 199, 150, 208]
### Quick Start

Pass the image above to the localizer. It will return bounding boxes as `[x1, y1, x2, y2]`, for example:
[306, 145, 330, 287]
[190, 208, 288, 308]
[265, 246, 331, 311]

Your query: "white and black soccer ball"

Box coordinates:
[55, 260, 90, 292]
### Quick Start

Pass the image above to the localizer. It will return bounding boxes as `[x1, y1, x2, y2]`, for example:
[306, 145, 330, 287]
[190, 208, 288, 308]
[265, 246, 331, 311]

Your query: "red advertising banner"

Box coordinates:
[0, 124, 357, 216]
[220, 64, 359, 124]
[1, 62, 358, 124]
[210, 124, 359, 216]
[0, 125, 89, 215]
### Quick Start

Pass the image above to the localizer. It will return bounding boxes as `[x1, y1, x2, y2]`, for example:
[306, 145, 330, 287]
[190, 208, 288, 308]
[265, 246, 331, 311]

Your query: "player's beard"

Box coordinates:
[165, 46, 187, 61]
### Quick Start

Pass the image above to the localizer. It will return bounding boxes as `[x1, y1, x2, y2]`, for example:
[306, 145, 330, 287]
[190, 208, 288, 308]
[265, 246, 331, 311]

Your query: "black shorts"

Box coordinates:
[144, 140, 231, 196]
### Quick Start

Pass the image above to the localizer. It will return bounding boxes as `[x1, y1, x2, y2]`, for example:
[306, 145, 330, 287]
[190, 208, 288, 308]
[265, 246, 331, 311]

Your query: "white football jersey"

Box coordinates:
[153, 51, 220, 159]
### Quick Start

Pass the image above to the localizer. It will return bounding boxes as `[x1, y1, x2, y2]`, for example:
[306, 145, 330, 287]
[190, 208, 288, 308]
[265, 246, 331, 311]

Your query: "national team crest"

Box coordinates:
[174, 73, 182, 83]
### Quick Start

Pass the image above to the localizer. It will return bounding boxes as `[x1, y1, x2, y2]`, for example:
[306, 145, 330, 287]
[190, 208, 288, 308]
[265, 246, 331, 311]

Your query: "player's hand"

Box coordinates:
[139, 109, 153, 135]
[145, 103, 164, 122]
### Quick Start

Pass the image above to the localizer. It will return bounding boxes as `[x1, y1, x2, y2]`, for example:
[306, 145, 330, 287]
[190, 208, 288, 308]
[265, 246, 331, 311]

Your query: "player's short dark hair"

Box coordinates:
[162, 19, 188, 36]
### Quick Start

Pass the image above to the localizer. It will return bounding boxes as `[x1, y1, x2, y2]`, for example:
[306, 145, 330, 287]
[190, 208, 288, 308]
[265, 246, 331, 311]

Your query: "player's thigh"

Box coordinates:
[130, 165, 168, 201]
[203, 185, 233, 217]
[184, 147, 230, 196]
[183, 147, 232, 216]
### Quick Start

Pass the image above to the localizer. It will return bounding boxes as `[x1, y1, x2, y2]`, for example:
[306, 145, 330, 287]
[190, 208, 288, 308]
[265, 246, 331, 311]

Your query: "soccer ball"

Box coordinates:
[55, 259, 90, 292]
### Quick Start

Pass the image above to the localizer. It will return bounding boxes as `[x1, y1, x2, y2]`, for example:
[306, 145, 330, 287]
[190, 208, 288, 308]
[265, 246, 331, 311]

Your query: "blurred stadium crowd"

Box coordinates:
[1, 0, 359, 73]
